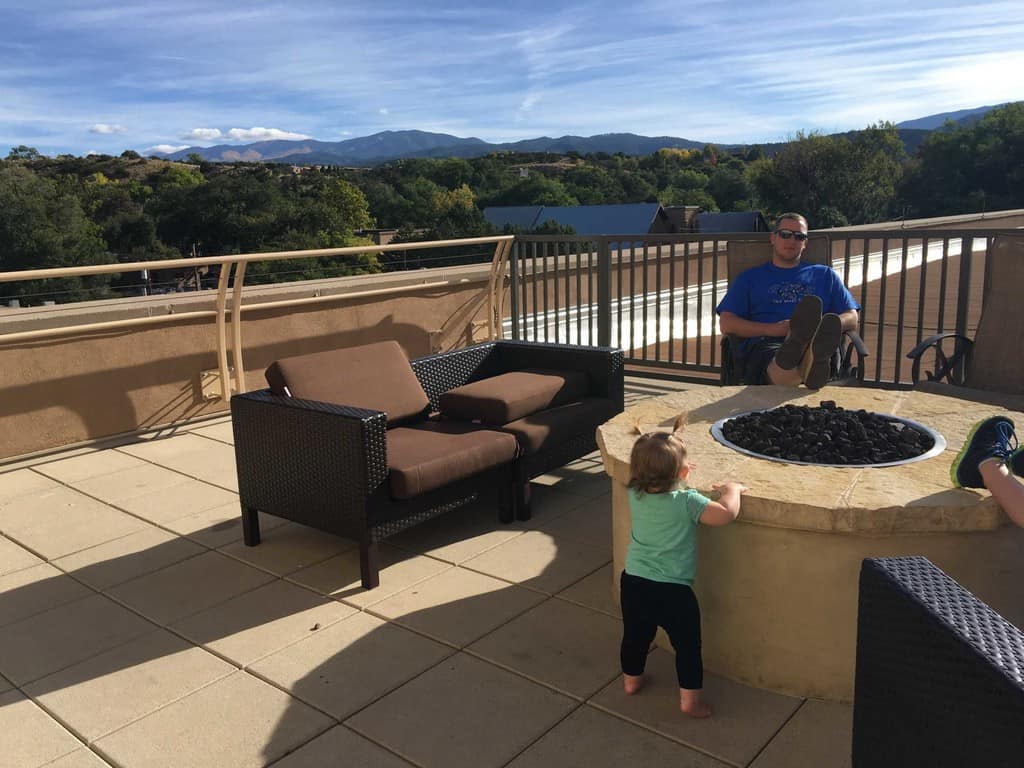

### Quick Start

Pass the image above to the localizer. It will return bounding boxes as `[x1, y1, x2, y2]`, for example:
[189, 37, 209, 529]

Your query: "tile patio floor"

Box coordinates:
[0, 378, 852, 768]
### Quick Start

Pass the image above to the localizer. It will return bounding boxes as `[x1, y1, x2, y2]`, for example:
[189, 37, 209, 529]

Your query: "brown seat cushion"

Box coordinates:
[265, 341, 430, 427]
[386, 422, 519, 499]
[500, 398, 619, 455]
[439, 369, 589, 424]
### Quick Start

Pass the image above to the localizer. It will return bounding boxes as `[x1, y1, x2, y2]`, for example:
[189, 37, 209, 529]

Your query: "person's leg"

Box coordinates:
[979, 459, 1024, 527]
[950, 416, 1017, 489]
[800, 313, 843, 390]
[768, 295, 822, 385]
[619, 572, 658, 694]
[659, 583, 710, 718]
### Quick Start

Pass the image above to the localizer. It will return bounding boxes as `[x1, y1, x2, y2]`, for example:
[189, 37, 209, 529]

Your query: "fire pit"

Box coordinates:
[596, 385, 1024, 702]
[711, 402, 946, 467]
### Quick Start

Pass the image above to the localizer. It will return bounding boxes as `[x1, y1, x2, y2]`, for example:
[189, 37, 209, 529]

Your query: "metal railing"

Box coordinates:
[0, 235, 513, 401]
[508, 229, 1021, 386]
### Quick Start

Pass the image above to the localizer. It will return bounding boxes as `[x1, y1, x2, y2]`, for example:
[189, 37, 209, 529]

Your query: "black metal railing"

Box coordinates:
[508, 229, 1020, 386]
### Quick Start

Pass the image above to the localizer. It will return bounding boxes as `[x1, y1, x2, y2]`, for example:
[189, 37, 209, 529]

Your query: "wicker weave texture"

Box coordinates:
[853, 556, 1024, 767]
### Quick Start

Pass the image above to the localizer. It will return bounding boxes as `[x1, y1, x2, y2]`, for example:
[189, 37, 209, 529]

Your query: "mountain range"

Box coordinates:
[155, 104, 1010, 166]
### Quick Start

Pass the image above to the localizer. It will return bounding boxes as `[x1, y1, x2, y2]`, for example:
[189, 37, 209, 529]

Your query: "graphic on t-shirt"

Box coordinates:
[768, 281, 814, 304]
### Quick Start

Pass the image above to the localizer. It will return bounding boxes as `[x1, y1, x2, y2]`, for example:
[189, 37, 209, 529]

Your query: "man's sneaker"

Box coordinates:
[775, 295, 823, 370]
[950, 416, 1018, 489]
[1010, 447, 1024, 477]
[801, 313, 842, 390]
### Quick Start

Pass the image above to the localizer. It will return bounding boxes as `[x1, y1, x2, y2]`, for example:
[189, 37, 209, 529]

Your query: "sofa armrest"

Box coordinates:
[495, 340, 625, 412]
[410, 343, 500, 411]
[230, 390, 388, 532]
[853, 556, 1024, 767]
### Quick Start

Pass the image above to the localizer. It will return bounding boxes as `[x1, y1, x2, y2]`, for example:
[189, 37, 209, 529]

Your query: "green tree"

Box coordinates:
[7, 145, 41, 160]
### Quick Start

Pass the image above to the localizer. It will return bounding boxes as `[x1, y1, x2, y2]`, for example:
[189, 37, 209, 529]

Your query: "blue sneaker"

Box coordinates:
[950, 417, 1018, 489]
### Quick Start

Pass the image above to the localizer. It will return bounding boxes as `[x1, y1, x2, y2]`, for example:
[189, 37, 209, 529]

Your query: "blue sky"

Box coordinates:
[2, 0, 1022, 157]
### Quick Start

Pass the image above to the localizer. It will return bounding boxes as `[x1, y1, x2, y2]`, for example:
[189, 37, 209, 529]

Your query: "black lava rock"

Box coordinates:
[720, 402, 935, 466]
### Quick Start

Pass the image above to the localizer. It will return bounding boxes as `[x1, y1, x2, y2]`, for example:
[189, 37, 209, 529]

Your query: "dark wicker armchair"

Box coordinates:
[231, 339, 623, 589]
[853, 556, 1024, 767]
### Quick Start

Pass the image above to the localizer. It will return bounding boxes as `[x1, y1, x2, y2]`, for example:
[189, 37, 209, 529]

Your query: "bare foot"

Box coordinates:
[623, 673, 645, 695]
[680, 689, 712, 718]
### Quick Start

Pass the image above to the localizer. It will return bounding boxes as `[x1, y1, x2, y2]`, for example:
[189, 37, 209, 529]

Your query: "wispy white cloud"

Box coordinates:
[378, 108, 389, 115]
[89, 123, 126, 134]
[225, 127, 311, 141]
[182, 128, 222, 141]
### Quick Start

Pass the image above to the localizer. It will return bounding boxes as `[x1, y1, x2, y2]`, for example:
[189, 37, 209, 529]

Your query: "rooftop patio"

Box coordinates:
[0, 376, 852, 768]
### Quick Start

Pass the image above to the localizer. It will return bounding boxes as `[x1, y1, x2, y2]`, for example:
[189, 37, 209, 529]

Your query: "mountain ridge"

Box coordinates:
[155, 104, 1010, 166]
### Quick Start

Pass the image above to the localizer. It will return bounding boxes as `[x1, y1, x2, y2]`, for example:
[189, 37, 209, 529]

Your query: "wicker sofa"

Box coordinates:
[231, 339, 624, 588]
[853, 556, 1024, 767]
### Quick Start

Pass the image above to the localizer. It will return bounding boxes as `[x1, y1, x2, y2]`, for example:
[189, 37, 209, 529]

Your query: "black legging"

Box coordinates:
[619, 570, 703, 690]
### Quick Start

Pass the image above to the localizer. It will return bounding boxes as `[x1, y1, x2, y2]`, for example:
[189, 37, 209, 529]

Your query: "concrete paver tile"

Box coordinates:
[163, 503, 284, 549]
[170, 579, 356, 667]
[0, 673, 10, 694]
[555, 563, 621, 618]
[53, 527, 205, 590]
[535, 492, 612, 548]
[93, 671, 333, 768]
[749, 699, 852, 768]
[249, 612, 453, 720]
[272, 725, 415, 767]
[507, 705, 729, 768]
[218, 522, 356, 576]
[462, 529, 611, 595]
[0, 563, 93, 629]
[0, 486, 149, 560]
[288, 544, 450, 609]
[116, 433, 221, 462]
[346, 652, 577, 768]
[25, 629, 235, 741]
[107, 550, 275, 625]
[0, 534, 43, 577]
[112, 478, 238, 524]
[468, 598, 622, 699]
[590, 649, 803, 767]
[0, 468, 59, 504]
[70, 463, 194, 504]
[520, 484, 592, 524]
[370, 567, 546, 648]
[387, 503, 527, 564]
[40, 750, 112, 767]
[0, 594, 154, 686]
[33, 451, 144, 484]
[0, 689, 84, 768]
[188, 419, 235, 444]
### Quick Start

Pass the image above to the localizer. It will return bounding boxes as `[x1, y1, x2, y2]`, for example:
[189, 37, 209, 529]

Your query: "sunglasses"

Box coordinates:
[775, 229, 808, 241]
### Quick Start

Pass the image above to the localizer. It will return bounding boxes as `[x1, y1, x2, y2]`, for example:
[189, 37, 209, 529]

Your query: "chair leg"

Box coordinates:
[515, 480, 533, 521]
[242, 507, 261, 546]
[360, 539, 380, 590]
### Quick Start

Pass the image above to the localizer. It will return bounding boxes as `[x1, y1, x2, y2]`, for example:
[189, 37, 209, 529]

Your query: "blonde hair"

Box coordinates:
[628, 432, 688, 495]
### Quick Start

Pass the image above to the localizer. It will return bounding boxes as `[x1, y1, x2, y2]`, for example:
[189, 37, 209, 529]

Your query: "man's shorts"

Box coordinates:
[734, 336, 839, 385]
[734, 337, 785, 385]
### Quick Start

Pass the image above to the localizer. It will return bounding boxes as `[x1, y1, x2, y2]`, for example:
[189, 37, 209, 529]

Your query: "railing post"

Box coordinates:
[953, 234, 974, 381]
[509, 239, 520, 341]
[597, 237, 612, 347]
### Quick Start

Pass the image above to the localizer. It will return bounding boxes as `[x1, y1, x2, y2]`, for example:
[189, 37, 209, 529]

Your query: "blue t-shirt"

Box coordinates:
[625, 486, 710, 586]
[715, 262, 859, 353]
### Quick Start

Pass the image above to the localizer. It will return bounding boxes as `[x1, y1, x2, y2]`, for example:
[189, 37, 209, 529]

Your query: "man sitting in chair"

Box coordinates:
[716, 212, 860, 389]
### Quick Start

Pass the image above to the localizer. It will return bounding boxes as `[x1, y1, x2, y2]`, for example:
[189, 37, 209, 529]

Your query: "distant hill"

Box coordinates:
[895, 104, 1007, 130]
[153, 104, 1013, 166]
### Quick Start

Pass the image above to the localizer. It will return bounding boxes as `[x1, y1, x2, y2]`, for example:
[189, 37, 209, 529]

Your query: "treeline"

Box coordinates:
[2, 103, 1021, 305]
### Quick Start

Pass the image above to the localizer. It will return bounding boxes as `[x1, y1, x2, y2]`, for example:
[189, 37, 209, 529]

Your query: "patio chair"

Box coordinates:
[719, 237, 868, 385]
[853, 556, 1024, 767]
[906, 234, 1024, 410]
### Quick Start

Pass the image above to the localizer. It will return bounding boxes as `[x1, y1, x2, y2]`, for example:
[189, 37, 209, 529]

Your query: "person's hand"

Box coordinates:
[770, 319, 790, 337]
[713, 481, 748, 494]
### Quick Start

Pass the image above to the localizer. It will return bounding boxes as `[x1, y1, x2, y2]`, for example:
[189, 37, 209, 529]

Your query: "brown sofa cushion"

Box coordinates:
[501, 398, 619, 454]
[265, 341, 430, 427]
[386, 422, 518, 499]
[439, 369, 589, 424]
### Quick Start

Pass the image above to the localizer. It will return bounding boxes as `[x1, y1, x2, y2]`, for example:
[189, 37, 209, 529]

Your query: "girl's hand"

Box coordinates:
[713, 481, 748, 494]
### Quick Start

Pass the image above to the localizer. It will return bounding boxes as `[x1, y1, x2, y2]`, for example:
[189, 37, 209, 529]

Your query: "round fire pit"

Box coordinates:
[597, 385, 1024, 702]
[711, 402, 946, 468]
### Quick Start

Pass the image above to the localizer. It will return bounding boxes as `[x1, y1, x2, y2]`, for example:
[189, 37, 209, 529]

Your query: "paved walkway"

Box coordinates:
[0, 378, 851, 768]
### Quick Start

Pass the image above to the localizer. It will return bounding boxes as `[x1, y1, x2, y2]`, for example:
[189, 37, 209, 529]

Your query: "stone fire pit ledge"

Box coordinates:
[597, 384, 1010, 535]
